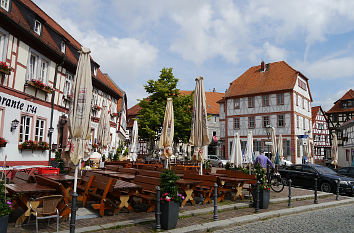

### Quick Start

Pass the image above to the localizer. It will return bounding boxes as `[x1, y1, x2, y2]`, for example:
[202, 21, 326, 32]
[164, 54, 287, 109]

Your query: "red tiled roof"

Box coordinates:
[226, 61, 311, 100]
[327, 89, 354, 114]
[179, 90, 224, 115]
[95, 70, 122, 98]
[127, 104, 141, 117]
[311, 106, 321, 124]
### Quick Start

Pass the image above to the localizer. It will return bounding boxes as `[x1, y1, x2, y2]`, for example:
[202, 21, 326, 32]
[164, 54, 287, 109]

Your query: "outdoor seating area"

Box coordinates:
[1, 163, 260, 231]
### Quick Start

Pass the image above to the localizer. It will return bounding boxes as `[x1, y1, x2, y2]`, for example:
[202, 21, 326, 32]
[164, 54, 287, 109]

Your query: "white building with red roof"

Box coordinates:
[219, 61, 313, 164]
[0, 0, 127, 166]
[311, 106, 330, 163]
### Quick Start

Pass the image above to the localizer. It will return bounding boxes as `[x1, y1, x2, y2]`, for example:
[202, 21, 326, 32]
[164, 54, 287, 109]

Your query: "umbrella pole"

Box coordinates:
[200, 161, 203, 175]
[70, 164, 79, 233]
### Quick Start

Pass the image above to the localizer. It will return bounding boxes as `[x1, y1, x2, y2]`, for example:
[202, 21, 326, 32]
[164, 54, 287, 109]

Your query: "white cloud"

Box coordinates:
[296, 57, 354, 80]
[263, 42, 287, 61]
[313, 89, 348, 112]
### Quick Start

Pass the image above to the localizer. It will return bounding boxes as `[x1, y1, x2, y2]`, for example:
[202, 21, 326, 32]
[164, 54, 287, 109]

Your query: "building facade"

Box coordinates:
[311, 106, 331, 163]
[219, 61, 313, 164]
[0, 0, 126, 166]
[339, 117, 354, 167]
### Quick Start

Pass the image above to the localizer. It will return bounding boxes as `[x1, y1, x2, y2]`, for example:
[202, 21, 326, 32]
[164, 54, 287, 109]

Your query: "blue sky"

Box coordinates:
[33, 0, 354, 110]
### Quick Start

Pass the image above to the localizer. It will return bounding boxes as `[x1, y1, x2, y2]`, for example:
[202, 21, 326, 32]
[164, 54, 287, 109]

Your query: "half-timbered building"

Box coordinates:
[219, 61, 313, 164]
[339, 117, 354, 167]
[0, 0, 127, 166]
[311, 106, 330, 163]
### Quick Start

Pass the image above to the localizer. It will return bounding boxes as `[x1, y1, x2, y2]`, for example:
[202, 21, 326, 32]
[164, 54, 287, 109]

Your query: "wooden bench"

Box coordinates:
[138, 170, 161, 178]
[34, 175, 71, 220]
[77, 171, 95, 206]
[86, 174, 115, 217]
[12, 172, 35, 184]
[105, 165, 120, 171]
[183, 173, 219, 204]
[132, 175, 160, 212]
[118, 167, 138, 175]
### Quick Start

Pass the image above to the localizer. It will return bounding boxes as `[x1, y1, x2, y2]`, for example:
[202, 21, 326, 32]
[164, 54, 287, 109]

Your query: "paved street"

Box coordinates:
[215, 203, 354, 233]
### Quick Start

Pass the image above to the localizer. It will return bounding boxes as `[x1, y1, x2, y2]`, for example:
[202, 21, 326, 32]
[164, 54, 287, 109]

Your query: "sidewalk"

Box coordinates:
[7, 187, 354, 233]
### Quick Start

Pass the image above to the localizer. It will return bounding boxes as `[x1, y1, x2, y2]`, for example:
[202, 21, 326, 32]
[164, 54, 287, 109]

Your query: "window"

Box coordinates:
[278, 115, 285, 127]
[276, 93, 284, 105]
[308, 101, 310, 112]
[93, 66, 97, 76]
[0, 0, 9, 11]
[248, 116, 255, 128]
[248, 97, 254, 108]
[27, 52, 49, 82]
[298, 78, 307, 90]
[254, 140, 262, 152]
[263, 116, 269, 128]
[296, 115, 299, 128]
[234, 98, 240, 109]
[61, 41, 66, 53]
[34, 20, 42, 35]
[0, 31, 8, 61]
[234, 118, 240, 129]
[63, 73, 73, 98]
[333, 114, 338, 123]
[296, 94, 298, 106]
[262, 95, 269, 106]
[34, 118, 45, 141]
[303, 117, 306, 130]
[214, 116, 217, 123]
[19, 115, 32, 143]
[302, 98, 305, 109]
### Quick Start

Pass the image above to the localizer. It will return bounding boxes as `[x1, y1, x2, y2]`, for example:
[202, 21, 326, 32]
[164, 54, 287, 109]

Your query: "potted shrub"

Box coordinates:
[0, 180, 11, 232]
[159, 170, 184, 230]
[252, 163, 271, 209]
[0, 137, 7, 147]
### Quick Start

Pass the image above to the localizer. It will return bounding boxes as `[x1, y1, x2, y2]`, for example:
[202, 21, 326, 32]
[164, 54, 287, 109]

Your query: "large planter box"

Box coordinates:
[0, 215, 9, 233]
[160, 201, 179, 230]
[252, 188, 270, 209]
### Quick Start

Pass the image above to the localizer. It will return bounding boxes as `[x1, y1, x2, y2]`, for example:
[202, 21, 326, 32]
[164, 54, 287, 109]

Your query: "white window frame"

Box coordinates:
[34, 20, 42, 35]
[34, 118, 45, 141]
[234, 117, 240, 129]
[0, 28, 9, 61]
[26, 51, 49, 83]
[234, 98, 240, 109]
[19, 115, 32, 143]
[63, 73, 73, 98]
[278, 115, 285, 127]
[0, 0, 10, 11]
[61, 41, 66, 53]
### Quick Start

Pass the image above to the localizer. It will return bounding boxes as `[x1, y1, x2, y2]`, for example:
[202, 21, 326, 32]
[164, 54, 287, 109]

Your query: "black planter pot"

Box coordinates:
[252, 189, 270, 209]
[0, 215, 9, 233]
[160, 201, 180, 230]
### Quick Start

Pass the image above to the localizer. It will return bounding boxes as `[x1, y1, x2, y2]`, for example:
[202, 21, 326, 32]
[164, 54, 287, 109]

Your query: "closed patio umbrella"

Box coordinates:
[245, 131, 253, 173]
[158, 98, 174, 169]
[68, 47, 93, 232]
[129, 120, 138, 162]
[97, 106, 111, 152]
[230, 133, 242, 168]
[331, 133, 338, 168]
[271, 127, 277, 163]
[189, 77, 210, 175]
[278, 134, 283, 162]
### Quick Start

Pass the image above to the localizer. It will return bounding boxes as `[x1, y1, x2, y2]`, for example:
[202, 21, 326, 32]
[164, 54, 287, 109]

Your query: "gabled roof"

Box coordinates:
[179, 90, 224, 115]
[327, 89, 354, 114]
[311, 106, 328, 124]
[226, 61, 312, 101]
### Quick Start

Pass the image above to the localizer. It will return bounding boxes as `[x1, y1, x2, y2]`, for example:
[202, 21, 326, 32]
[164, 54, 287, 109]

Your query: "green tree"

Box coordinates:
[138, 68, 192, 153]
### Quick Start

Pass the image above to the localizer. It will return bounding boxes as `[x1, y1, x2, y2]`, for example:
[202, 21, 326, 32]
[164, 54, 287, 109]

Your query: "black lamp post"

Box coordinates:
[265, 124, 272, 183]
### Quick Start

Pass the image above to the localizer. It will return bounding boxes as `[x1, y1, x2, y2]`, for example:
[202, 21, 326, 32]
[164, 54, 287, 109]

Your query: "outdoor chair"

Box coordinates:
[28, 194, 63, 233]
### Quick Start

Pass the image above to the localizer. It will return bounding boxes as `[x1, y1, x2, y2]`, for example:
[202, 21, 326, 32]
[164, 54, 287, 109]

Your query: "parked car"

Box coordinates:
[279, 164, 354, 195]
[337, 167, 354, 178]
[207, 155, 229, 167]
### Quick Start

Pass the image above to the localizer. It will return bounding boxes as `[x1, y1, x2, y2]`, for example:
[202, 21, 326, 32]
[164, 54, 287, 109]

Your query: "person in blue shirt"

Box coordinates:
[255, 150, 274, 169]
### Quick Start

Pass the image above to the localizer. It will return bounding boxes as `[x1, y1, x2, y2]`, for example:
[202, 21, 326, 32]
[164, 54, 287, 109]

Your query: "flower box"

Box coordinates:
[0, 62, 11, 75]
[27, 80, 53, 94]
[18, 140, 49, 151]
[92, 105, 101, 111]
[0, 137, 7, 148]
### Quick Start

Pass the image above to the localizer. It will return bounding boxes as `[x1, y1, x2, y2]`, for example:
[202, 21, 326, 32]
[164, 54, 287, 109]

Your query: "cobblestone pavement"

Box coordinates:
[214, 202, 354, 233]
[6, 187, 335, 233]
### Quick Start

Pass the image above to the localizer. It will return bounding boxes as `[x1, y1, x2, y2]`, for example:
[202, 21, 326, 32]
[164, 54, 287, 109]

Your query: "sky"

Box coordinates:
[33, 0, 354, 110]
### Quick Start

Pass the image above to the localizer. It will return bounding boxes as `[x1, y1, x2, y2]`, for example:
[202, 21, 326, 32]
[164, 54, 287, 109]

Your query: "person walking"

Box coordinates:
[255, 150, 274, 169]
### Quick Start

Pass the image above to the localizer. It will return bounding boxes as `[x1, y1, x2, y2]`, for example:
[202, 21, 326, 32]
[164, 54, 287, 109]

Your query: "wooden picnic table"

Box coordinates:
[6, 183, 57, 226]
[109, 173, 135, 181]
[44, 174, 79, 182]
[112, 180, 141, 213]
[176, 179, 202, 207]
[217, 177, 252, 200]
[92, 170, 120, 175]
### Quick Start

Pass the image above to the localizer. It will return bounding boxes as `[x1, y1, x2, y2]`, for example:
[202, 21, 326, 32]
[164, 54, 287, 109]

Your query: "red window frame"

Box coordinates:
[248, 97, 254, 108]
[234, 98, 240, 109]
[234, 117, 240, 129]
[248, 116, 255, 129]
[277, 114, 285, 127]
[276, 93, 284, 105]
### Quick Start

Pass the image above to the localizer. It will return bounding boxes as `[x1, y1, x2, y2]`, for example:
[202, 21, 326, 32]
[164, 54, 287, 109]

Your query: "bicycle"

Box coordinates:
[269, 169, 286, 192]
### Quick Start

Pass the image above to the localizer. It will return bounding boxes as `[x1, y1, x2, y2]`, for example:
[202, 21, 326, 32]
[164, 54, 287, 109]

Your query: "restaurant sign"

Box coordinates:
[0, 95, 38, 114]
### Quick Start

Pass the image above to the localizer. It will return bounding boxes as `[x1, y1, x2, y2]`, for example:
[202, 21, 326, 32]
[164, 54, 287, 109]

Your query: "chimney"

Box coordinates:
[261, 61, 265, 72]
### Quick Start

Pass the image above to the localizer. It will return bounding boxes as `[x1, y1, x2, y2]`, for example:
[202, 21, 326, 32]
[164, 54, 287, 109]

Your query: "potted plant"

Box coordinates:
[0, 62, 11, 75]
[0, 180, 11, 232]
[0, 137, 7, 147]
[252, 163, 271, 209]
[159, 170, 184, 230]
[37, 141, 49, 151]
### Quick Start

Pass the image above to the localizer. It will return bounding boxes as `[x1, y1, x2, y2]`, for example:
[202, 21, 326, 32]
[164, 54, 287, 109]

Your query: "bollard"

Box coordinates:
[213, 183, 218, 221]
[288, 179, 292, 207]
[155, 186, 161, 230]
[255, 181, 260, 213]
[314, 177, 318, 204]
[266, 164, 270, 185]
[336, 178, 340, 201]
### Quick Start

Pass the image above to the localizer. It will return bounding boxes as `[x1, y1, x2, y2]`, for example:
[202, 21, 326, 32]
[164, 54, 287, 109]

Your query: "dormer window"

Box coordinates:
[93, 66, 97, 76]
[34, 20, 42, 35]
[0, 0, 10, 11]
[61, 41, 65, 53]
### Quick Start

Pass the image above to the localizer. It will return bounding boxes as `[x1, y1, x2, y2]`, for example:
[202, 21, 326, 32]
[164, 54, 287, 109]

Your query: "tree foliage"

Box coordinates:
[137, 68, 192, 148]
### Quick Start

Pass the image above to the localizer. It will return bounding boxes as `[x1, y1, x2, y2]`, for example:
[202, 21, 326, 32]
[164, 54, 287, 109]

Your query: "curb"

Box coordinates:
[55, 193, 336, 233]
[166, 197, 354, 233]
